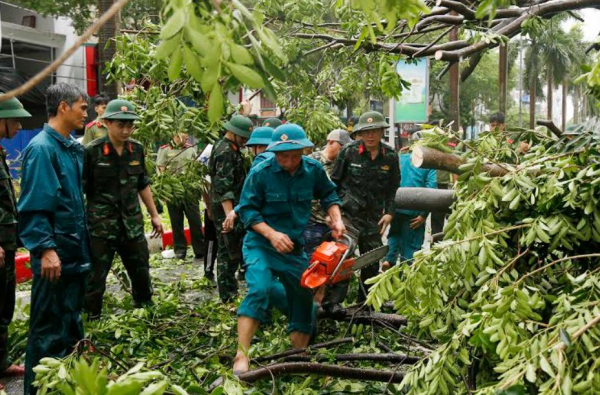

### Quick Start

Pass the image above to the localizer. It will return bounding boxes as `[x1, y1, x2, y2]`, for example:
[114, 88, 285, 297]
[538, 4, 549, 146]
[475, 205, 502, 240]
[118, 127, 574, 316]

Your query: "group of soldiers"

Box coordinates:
[0, 80, 444, 392]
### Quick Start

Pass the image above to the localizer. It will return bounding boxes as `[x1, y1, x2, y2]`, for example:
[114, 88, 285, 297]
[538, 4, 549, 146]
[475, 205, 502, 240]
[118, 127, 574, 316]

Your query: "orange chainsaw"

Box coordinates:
[300, 233, 389, 289]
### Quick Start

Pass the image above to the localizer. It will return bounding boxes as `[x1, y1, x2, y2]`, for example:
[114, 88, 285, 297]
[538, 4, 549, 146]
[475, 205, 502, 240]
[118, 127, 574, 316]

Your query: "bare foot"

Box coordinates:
[232, 351, 250, 375]
[381, 261, 392, 272]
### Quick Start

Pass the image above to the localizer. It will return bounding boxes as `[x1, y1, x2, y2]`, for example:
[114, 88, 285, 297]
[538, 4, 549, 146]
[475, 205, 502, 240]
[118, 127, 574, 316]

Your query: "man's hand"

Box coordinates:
[330, 218, 346, 239]
[378, 214, 393, 235]
[150, 216, 164, 238]
[410, 215, 426, 230]
[222, 210, 238, 233]
[268, 231, 294, 254]
[0, 246, 4, 268]
[41, 249, 61, 282]
[520, 141, 530, 154]
[240, 100, 253, 116]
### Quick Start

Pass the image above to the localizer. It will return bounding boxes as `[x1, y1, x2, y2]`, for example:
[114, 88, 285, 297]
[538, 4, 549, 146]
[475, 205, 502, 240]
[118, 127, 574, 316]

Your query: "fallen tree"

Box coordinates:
[394, 187, 456, 213]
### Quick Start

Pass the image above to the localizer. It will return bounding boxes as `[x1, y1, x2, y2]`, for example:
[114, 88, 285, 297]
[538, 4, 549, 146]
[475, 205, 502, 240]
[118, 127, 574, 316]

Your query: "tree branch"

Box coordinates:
[536, 119, 563, 137]
[284, 353, 420, 364]
[253, 337, 354, 363]
[237, 363, 405, 384]
[0, 0, 131, 102]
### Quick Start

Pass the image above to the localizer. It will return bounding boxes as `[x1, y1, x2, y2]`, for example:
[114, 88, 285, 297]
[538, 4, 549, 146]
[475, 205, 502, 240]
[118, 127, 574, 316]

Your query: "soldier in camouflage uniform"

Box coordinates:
[81, 94, 109, 145]
[0, 96, 31, 386]
[156, 132, 204, 260]
[209, 115, 253, 302]
[330, 111, 400, 304]
[83, 99, 163, 318]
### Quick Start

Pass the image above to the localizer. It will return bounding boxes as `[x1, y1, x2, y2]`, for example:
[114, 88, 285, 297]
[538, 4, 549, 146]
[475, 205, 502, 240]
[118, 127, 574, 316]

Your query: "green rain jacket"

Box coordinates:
[18, 125, 91, 275]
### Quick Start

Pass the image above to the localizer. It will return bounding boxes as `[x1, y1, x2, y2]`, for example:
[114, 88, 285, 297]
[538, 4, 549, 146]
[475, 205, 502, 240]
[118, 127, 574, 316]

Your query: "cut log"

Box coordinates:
[237, 362, 405, 384]
[412, 146, 509, 176]
[318, 307, 408, 328]
[284, 353, 420, 365]
[395, 187, 456, 213]
[253, 337, 353, 363]
[431, 232, 445, 243]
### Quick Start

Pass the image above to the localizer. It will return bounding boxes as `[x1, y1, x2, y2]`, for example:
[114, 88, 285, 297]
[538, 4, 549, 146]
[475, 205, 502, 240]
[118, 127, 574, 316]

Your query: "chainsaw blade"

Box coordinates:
[353, 245, 390, 271]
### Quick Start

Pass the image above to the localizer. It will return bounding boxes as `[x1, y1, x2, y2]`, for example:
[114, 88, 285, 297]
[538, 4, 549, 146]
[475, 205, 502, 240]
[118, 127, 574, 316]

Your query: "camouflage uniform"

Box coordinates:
[330, 138, 400, 302]
[0, 146, 17, 370]
[156, 143, 204, 258]
[83, 136, 153, 317]
[209, 137, 247, 302]
[81, 118, 108, 145]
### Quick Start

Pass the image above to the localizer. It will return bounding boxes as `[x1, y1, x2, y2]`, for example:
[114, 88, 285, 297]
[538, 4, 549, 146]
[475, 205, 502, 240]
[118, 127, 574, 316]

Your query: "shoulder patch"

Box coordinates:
[86, 120, 96, 128]
[159, 144, 170, 149]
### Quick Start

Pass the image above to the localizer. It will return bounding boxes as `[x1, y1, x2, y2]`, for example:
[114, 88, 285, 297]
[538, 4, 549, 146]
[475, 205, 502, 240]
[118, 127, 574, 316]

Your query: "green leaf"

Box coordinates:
[160, 10, 186, 40]
[208, 86, 223, 124]
[185, 28, 211, 57]
[168, 48, 183, 81]
[225, 62, 265, 89]
[183, 46, 204, 82]
[155, 35, 180, 60]
[230, 44, 254, 65]
[140, 380, 168, 395]
[559, 328, 572, 347]
[201, 63, 220, 92]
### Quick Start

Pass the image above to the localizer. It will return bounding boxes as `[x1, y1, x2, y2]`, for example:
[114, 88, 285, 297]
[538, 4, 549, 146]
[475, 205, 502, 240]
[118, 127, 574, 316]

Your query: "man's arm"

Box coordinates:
[17, 145, 63, 281]
[212, 150, 237, 214]
[384, 153, 401, 216]
[329, 146, 347, 188]
[138, 149, 163, 237]
[81, 126, 94, 146]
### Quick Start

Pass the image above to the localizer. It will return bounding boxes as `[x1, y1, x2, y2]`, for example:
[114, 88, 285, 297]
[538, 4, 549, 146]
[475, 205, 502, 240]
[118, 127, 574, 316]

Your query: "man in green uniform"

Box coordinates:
[208, 114, 253, 302]
[83, 99, 163, 319]
[329, 111, 400, 304]
[0, 96, 32, 388]
[81, 94, 109, 145]
[157, 132, 204, 260]
[18, 83, 91, 395]
[233, 124, 345, 374]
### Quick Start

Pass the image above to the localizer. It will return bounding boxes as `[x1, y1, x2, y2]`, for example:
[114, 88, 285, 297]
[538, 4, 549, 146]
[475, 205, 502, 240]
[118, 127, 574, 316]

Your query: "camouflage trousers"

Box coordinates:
[85, 235, 153, 317]
[214, 216, 244, 303]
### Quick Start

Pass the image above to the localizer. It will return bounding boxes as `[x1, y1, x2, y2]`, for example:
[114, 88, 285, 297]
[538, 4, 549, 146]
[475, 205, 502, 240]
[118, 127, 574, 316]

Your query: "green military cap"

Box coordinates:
[262, 117, 282, 128]
[0, 96, 32, 119]
[354, 111, 389, 133]
[224, 114, 253, 139]
[101, 99, 140, 120]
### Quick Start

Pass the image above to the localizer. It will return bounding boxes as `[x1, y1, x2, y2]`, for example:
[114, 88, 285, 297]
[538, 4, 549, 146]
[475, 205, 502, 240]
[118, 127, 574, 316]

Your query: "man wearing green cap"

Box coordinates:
[233, 123, 346, 374]
[209, 114, 253, 302]
[0, 95, 31, 386]
[83, 99, 163, 318]
[18, 83, 91, 395]
[329, 111, 399, 306]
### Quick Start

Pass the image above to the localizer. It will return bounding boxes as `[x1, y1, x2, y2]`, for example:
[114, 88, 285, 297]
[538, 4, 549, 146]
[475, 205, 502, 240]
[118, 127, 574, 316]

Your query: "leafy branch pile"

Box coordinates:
[17, 255, 419, 394]
[367, 126, 600, 393]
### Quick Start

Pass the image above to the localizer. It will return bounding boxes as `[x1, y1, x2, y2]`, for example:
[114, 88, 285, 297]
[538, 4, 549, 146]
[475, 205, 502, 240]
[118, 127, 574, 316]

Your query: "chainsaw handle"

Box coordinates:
[322, 232, 355, 250]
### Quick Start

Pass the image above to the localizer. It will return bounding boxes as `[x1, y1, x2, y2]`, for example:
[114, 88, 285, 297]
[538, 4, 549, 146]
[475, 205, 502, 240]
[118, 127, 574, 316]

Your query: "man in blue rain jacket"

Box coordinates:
[18, 83, 91, 395]
[232, 124, 345, 374]
[382, 131, 437, 269]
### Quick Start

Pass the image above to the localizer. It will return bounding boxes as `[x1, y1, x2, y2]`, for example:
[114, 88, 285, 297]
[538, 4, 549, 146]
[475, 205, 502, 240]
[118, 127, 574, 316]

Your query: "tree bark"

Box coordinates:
[395, 187, 456, 213]
[536, 119, 562, 137]
[237, 363, 405, 384]
[547, 69, 553, 122]
[449, 19, 460, 133]
[573, 84, 580, 124]
[562, 79, 568, 132]
[499, 43, 508, 114]
[529, 73, 536, 129]
[284, 353, 420, 365]
[98, 0, 119, 97]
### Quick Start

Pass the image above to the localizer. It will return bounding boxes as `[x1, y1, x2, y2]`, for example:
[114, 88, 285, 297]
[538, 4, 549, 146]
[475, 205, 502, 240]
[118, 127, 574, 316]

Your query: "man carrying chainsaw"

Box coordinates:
[328, 111, 400, 305]
[233, 123, 345, 374]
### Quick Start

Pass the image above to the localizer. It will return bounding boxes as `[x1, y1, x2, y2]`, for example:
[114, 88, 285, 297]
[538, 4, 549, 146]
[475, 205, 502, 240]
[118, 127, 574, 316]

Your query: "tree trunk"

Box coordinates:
[547, 70, 553, 122]
[254, 338, 354, 363]
[412, 146, 509, 177]
[529, 77, 536, 129]
[573, 84, 580, 124]
[98, 0, 119, 97]
[562, 79, 567, 132]
[395, 187, 456, 213]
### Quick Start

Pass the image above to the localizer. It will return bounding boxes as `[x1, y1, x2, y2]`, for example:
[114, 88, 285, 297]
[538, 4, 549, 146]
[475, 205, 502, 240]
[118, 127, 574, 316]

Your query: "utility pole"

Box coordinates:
[518, 37, 523, 128]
